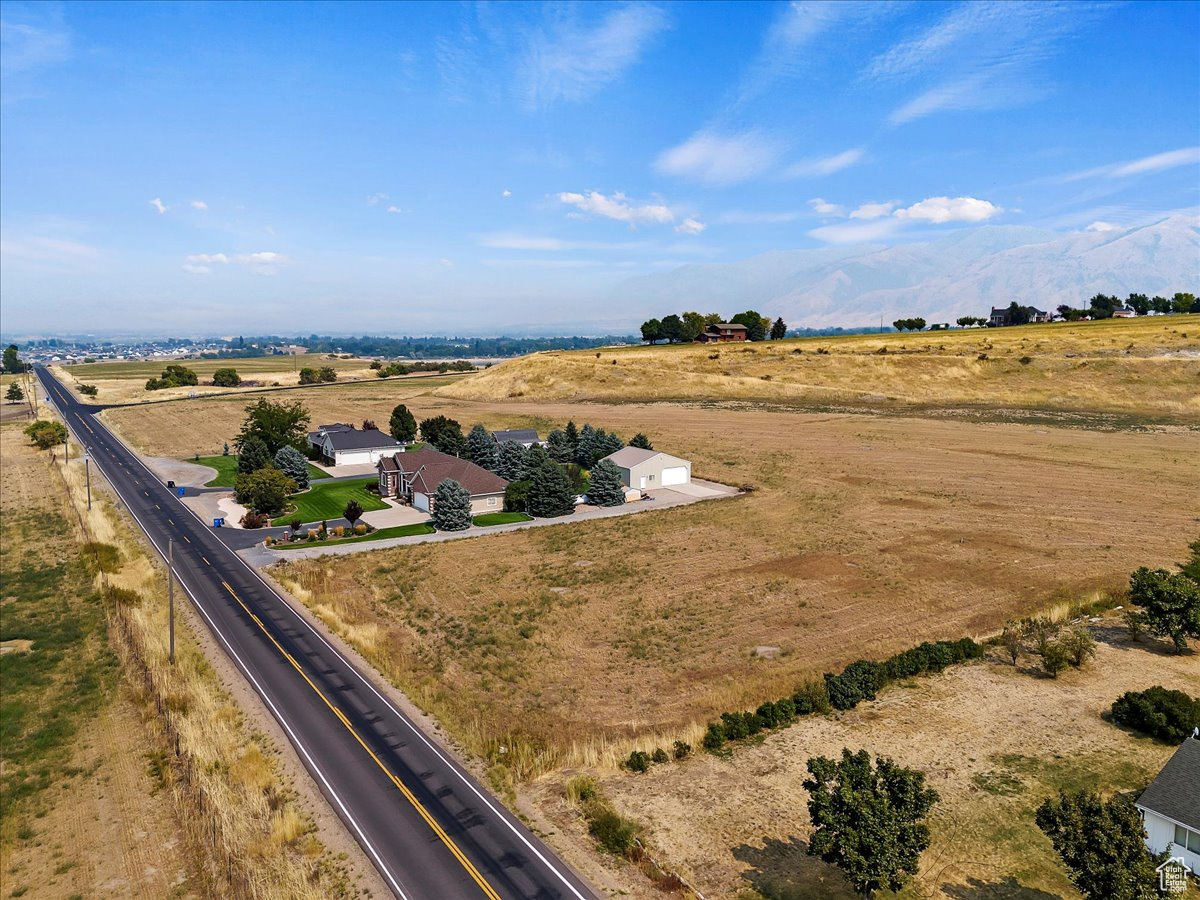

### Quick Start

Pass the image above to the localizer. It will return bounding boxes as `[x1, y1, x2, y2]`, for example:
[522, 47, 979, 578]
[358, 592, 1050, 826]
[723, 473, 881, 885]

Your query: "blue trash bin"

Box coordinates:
[213, 517, 223, 528]
[177, 487, 186, 497]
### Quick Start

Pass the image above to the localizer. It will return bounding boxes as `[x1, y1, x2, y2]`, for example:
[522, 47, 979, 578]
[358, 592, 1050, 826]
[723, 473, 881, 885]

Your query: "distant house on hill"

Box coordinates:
[1029, 307, 1052, 323]
[1137, 731, 1200, 875]
[490, 428, 543, 448]
[695, 323, 749, 343]
[1112, 307, 1137, 318]
[307, 423, 402, 466]
[377, 448, 508, 514]
[988, 307, 1011, 327]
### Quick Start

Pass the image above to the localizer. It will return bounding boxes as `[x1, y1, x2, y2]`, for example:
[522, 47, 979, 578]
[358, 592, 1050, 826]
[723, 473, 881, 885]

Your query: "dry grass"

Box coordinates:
[592, 633, 1200, 899]
[268, 403, 1198, 778]
[26, 413, 356, 897]
[60, 354, 390, 404]
[438, 316, 1200, 422]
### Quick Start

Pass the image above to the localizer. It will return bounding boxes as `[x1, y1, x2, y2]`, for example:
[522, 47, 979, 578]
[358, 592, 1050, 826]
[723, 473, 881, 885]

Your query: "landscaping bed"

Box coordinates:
[273, 521, 435, 548]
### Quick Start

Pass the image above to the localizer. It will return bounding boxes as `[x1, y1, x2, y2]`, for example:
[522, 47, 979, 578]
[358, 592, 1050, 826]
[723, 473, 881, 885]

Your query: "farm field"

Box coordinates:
[0, 421, 196, 897]
[438, 315, 1200, 424]
[58, 354, 460, 405]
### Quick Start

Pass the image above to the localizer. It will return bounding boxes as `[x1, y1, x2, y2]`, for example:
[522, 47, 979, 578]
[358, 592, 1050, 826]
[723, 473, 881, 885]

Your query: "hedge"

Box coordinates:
[1111, 686, 1200, 744]
[701, 638, 983, 752]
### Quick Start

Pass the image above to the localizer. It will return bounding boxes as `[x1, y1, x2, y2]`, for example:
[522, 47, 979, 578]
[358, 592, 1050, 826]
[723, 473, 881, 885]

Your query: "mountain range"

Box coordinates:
[611, 215, 1200, 327]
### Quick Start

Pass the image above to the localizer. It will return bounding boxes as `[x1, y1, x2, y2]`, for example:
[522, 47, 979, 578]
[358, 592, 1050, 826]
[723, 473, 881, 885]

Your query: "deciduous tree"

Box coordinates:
[640, 319, 664, 344]
[419, 415, 465, 456]
[1035, 790, 1165, 900]
[212, 367, 241, 387]
[24, 419, 67, 449]
[343, 500, 364, 526]
[804, 748, 939, 898]
[3, 344, 27, 374]
[731, 310, 767, 341]
[1129, 566, 1200, 653]
[237, 398, 310, 457]
[233, 467, 296, 517]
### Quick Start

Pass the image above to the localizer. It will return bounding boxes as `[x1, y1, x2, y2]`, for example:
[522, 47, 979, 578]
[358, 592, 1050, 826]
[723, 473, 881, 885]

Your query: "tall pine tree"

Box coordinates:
[545, 429, 573, 463]
[466, 423, 499, 471]
[587, 460, 627, 507]
[432, 479, 473, 531]
[574, 424, 596, 467]
[274, 445, 310, 490]
[527, 460, 575, 518]
[496, 441, 527, 481]
[237, 436, 272, 475]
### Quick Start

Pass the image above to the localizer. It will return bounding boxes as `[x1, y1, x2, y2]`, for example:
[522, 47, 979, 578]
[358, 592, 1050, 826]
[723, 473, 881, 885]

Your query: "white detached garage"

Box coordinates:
[602, 446, 692, 490]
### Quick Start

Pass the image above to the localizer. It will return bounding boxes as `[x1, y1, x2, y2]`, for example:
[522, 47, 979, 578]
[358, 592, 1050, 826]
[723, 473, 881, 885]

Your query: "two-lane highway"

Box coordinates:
[37, 366, 594, 900]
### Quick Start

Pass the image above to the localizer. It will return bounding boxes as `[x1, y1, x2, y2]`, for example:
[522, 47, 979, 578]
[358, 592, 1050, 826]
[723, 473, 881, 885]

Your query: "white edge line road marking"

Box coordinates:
[43, 377, 414, 900]
[49, 373, 591, 900]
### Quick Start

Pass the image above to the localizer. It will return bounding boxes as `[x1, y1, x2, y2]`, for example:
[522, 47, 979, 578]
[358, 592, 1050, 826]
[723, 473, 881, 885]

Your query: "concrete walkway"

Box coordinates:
[244, 478, 740, 564]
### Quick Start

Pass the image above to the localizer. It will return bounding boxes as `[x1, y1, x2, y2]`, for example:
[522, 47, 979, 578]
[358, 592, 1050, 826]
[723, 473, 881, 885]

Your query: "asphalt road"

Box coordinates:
[36, 367, 595, 900]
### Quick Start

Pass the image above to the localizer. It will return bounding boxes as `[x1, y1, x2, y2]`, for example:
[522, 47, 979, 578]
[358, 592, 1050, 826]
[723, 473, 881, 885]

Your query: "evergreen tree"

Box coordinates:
[274, 444, 310, 490]
[628, 432, 652, 450]
[3, 344, 27, 374]
[564, 420, 579, 454]
[587, 460, 627, 507]
[520, 443, 550, 481]
[432, 479, 472, 531]
[420, 416, 465, 455]
[592, 430, 624, 465]
[237, 436, 272, 475]
[466, 423, 499, 471]
[496, 441, 527, 482]
[546, 429, 573, 463]
[574, 424, 596, 467]
[389, 404, 417, 443]
[6, 382, 24, 403]
[770, 317, 788, 340]
[527, 460, 576, 518]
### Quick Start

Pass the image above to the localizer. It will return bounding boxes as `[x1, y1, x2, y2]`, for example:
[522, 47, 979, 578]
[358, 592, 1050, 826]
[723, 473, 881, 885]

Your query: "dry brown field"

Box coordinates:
[587, 634, 1200, 899]
[0, 421, 196, 897]
[59, 353, 384, 404]
[438, 315, 1200, 423]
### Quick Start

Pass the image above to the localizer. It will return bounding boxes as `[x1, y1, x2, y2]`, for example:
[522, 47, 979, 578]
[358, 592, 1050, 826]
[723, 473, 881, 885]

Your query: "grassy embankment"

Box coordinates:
[11, 413, 359, 897]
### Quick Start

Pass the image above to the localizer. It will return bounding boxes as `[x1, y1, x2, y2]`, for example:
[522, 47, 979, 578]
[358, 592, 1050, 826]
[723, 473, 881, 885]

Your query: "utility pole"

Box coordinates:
[168, 538, 176, 664]
[84, 451, 92, 510]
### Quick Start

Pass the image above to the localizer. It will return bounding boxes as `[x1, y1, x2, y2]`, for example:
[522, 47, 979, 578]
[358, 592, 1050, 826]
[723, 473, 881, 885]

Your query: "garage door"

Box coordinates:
[661, 466, 688, 486]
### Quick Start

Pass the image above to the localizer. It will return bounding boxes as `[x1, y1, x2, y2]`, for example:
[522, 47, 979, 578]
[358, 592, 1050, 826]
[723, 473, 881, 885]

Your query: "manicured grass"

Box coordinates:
[271, 477, 388, 526]
[275, 521, 435, 548]
[190, 455, 328, 488]
[472, 512, 533, 527]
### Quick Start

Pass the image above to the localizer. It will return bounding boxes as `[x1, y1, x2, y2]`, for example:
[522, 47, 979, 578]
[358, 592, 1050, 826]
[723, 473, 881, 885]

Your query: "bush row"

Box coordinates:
[702, 638, 982, 752]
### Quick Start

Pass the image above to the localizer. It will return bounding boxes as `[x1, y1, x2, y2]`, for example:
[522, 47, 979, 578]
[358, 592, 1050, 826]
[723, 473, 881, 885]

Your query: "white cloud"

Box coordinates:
[717, 209, 803, 224]
[1085, 221, 1120, 232]
[191, 199, 208, 211]
[149, 198, 168, 215]
[1063, 146, 1200, 181]
[557, 191, 674, 226]
[501, 189, 512, 198]
[807, 198, 844, 216]
[808, 219, 902, 244]
[182, 251, 289, 274]
[870, 1, 1089, 126]
[893, 196, 1001, 224]
[784, 147, 865, 178]
[674, 217, 706, 235]
[850, 201, 896, 220]
[655, 129, 783, 186]
[520, 5, 670, 109]
[385, 205, 405, 214]
[366, 192, 389, 205]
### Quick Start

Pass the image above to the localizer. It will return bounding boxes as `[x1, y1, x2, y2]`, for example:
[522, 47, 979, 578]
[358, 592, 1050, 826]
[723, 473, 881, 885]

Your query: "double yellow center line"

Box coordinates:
[219, 581, 499, 900]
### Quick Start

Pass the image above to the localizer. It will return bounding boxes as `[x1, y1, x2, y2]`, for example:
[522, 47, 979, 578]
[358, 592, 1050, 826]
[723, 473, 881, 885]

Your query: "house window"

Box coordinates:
[1175, 823, 1200, 854]
[487, 497, 498, 507]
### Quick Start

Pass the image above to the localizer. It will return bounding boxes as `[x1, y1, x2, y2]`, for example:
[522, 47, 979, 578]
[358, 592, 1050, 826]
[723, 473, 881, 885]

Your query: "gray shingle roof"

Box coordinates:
[323, 428, 402, 451]
[1138, 735, 1200, 831]
[491, 429, 540, 444]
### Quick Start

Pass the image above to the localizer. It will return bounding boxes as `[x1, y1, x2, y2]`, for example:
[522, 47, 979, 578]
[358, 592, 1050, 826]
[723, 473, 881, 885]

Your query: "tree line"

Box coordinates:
[250, 334, 640, 358]
[640, 310, 787, 343]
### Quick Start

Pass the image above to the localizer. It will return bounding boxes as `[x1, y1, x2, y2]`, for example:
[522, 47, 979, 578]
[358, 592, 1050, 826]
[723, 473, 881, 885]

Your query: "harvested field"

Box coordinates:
[437, 316, 1200, 423]
[590, 632, 1200, 898]
[266, 402, 1198, 775]
[58, 354, 458, 404]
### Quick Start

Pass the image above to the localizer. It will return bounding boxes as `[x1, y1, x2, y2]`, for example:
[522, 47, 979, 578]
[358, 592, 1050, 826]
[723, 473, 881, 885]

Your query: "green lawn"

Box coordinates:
[472, 512, 533, 527]
[271, 478, 388, 526]
[275, 521, 435, 548]
[190, 455, 328, 488]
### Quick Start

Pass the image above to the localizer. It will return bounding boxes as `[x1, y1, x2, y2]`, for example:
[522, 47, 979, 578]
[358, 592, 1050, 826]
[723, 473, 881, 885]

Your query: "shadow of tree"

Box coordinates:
[942, 875, 1063, 899]
[731, 835, 857, 900]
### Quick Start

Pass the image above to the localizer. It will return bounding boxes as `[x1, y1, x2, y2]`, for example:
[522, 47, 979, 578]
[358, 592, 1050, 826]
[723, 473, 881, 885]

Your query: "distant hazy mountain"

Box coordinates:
[612, 216, 1199, 327]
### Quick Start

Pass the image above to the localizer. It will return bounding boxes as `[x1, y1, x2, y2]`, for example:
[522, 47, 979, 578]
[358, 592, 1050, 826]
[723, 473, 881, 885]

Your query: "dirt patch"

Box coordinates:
[0, 639, 34, 653]
[744, 552, 859, 580]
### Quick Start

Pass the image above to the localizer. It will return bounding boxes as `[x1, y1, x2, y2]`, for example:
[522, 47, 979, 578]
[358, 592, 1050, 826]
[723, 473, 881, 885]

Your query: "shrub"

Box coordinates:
[672, 740, 691, 760]
[239, 511, 269, 528]
[587, 805, 639, 857]
[793, 679, 831, 715]
[78, 383, 99, 396]
[1124, 609, 1146, 641]
[1019, 356, 1032, 365]
[24, 419, 67, 449]
[290, 517, 303, 532]
[825, 660, 888, 710]
[333, 525, 345, 537]
[1060, 625, 1096, 668]
[624, 750, 651, 773]
[353, 523, 367, 536]
[104, 586, 143, 606]
[566, 775, 597, 805]
[264, 535, 274, 546]
[651, 747, 669, 765]
[1111, 686, 1200, 743]
[1040, 641, 1071, 678]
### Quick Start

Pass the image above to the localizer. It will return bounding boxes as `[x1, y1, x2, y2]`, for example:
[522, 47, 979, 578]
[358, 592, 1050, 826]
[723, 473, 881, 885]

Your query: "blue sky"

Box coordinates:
[2, 0, 1198, 335]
